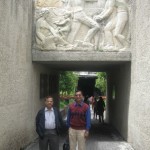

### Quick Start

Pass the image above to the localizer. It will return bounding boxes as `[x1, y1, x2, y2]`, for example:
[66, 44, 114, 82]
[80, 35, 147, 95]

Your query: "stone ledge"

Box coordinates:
[32, 49, 131, 62]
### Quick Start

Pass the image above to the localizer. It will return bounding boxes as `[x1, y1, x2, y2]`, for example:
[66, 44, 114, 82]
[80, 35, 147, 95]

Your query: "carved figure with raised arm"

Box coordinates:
[94, 0, 129, 50]
[94, 0, 117, 50]
[113, 0, 129, 50]
[54, 11, 72, 40]
[66, 0, 100, 46]
[35, 9, 72, 50]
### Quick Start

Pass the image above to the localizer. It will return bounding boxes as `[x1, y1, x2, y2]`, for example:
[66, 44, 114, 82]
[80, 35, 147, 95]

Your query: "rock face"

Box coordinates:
[33, 0, 131, 51]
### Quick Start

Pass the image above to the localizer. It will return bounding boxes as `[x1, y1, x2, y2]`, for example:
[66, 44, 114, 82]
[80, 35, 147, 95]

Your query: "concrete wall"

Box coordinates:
[0, 0, 59, 149]
[107, 63, 131, 140]
[106, 1, 150, 149]
[128, 0, 150, 149]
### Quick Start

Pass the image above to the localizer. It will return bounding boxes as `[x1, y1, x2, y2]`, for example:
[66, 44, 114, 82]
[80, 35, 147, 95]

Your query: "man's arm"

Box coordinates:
[55, 18, 69, 26]
[94, 0, 116, 21]
[66, 107, 71, 128]
[84, 106, 91, 138]
[58, 109, 65, 127]
[100, 7, 114, 19]
[100, 0, 116, 19]
[85, 106, 91, 131]
[35, 110, 44, 139]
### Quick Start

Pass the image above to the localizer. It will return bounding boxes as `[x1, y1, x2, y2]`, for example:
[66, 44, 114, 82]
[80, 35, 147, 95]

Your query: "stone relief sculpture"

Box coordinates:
[35, 0, 63, 7]
[94, 0, 130, 50]
[66, 0, 100, 50]
[33, 0, 130, 51]
[54, 11, 72, 40]
[94, 0, 117, 50]
[114, 0, 130, 50]
[35, 9, 72, 50]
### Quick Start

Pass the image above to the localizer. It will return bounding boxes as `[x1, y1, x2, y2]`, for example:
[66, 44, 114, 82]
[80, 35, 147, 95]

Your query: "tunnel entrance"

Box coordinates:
[36, 56, 131, 142]
[28, 59, 132, 149]
[77, 72, 97, 97]
[32, 47, 132, 149]
[57, 61, 131, 141]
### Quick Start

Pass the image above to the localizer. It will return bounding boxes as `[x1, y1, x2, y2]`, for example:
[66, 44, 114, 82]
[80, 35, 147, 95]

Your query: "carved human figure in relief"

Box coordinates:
[94, 0, 129, 50]
[94, 0, 117, 50]
[35, 9, 72, 50]
[66, 0, 100, 45]
[54, 11, 72, 40]
[114, 0, 129, 50]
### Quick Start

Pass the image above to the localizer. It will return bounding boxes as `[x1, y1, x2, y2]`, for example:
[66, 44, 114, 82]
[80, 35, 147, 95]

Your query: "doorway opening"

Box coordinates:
[59, 71, 107, 121]
[56, 61, 131, 141]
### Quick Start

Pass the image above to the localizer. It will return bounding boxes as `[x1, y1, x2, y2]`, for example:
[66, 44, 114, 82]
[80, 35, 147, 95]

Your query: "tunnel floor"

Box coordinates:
[25, 119, 134, 150]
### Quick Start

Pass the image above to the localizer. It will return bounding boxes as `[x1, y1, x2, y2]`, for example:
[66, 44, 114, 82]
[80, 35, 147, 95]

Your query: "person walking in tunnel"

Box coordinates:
[36, 96, 64, 150]
[84, 95, 90, 105]
[97, 97, 106, 123]
[66, 90, 91, 150]
[93, 97, 98, 119]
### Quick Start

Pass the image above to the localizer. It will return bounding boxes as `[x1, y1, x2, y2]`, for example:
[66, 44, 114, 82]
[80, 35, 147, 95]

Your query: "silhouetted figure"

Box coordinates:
[90, 96, 96, 116]
[97, 97, 105, 123]
[93, 98, 98, 119]
[84, 95, 90, 105]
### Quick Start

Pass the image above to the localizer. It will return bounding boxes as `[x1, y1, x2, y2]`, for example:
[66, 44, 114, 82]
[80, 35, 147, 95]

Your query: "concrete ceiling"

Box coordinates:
[35, 61, 131, 71]
[32, 50, 131, 71]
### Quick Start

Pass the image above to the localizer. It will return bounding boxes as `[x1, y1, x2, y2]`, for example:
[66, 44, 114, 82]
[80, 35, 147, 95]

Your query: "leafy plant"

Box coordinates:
[59, 71, 78, 95]
[95, 72, 107, 95]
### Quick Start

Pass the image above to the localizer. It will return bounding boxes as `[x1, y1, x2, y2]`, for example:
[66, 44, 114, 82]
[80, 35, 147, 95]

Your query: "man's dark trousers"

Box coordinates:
[39, 129, 59, 150]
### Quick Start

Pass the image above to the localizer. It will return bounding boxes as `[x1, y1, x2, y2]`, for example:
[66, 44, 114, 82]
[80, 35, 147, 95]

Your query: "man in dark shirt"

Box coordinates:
[97, 97, 105, 123]
[36, 96, 64, 150]
[67, 90, 91, 150]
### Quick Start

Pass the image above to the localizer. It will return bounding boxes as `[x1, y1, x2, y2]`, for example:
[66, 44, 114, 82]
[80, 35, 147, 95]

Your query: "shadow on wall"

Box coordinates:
[107, 63, 131, 140]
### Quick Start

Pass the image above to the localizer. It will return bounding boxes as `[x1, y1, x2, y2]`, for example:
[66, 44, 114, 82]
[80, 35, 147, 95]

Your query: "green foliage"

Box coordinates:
[59, 71, 78, 95]
[59, 101, 66, 109]
[59, 99, 75, 109]
[95, 72, 107, 95]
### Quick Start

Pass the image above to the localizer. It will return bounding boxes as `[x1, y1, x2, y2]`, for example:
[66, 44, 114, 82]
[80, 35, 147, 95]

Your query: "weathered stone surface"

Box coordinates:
[32, 49, 131, 72]
[32, 49, 131, 62]
[128, 0, 150, 149]
[0, 0, 59, 150]
[35, 0, 63, 7]
[33, 0, 131, 51]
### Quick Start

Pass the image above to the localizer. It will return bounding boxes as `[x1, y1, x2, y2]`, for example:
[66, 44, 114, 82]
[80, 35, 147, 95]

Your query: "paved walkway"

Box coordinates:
[25, 119, 134, 150]
[25, 106, 134, 150]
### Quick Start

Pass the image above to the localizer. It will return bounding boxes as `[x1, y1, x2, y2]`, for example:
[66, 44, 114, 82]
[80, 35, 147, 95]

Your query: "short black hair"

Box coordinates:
[45, 96, 53, 101]
[75, 90, 83, 95]
[99, 96, 103, 100]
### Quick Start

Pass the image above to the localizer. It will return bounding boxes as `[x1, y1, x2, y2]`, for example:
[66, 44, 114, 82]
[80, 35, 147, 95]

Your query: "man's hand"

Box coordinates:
[84, 130, 89, 139]
[41, 38, 45, 45]
[93, 15, 103, 22]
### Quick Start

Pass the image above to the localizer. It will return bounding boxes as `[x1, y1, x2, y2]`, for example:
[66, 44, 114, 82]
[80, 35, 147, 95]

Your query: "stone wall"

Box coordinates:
[128, 0, 150, 149]
[105, 1, 150, 149]
[107, 63, 131, 140]
[0, 0, 59, 149]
